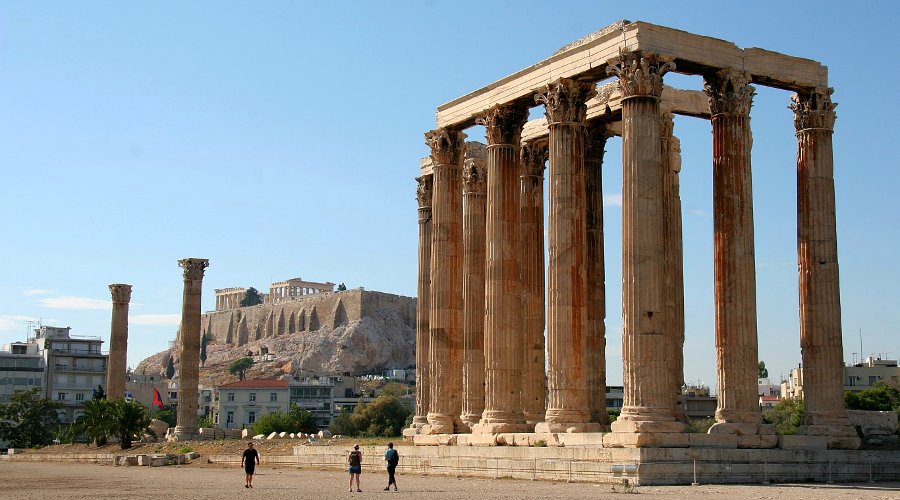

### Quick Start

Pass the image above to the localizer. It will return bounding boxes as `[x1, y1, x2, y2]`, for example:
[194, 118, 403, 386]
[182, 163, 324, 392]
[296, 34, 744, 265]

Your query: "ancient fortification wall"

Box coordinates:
[200, 288, 416, 347]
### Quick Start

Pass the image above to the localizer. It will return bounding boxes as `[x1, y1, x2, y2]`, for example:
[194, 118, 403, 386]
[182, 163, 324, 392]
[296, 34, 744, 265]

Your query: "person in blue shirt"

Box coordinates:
[383, 442, 399, 491]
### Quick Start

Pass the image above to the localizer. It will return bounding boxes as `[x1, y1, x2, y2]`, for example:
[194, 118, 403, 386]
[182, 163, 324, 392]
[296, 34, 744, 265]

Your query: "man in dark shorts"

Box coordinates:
[241, 441, 260, 488]
[383, 442, 399, 491]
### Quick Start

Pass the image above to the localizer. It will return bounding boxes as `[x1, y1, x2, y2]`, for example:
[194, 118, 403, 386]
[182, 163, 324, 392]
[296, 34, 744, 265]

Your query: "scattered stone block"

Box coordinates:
[278, 432, 288, 439]
[318, 430, 332, 439]
[253, 434, 266, 440]
[241, 429, 251, 439]
[266, 432, 278, 440]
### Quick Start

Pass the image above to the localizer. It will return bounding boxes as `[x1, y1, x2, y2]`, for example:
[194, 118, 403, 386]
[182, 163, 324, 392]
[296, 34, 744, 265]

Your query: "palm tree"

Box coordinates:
[109, 399, 152, 449]
[68, 398, 113, 446]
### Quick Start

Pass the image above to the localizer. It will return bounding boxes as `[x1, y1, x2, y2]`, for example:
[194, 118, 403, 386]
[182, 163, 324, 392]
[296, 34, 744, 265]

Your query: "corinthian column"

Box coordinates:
[534, 79, 601, 433]
[607, 52, 684, 434]
[106, 284, 132, 401]
[585, 122, 611, 426]
[412, 175, 433, 429]
[472, 103, 528, 434]
[791, 88, 859, 449]
[460, 157, 487, 431]
[173, 258, 209, 441]
[424, 128, 466, 435]
[520, 140, 548, 428]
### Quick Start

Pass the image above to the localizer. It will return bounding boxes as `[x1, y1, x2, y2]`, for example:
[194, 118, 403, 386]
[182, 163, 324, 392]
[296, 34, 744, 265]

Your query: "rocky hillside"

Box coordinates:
[135, 308, 415, 387]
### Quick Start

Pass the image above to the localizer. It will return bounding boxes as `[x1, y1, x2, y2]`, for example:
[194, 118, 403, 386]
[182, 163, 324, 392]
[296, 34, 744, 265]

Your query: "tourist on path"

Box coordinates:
[348, 444, 363, 492]
[383, 442, 399, 491]
[241, 441, 260, 488]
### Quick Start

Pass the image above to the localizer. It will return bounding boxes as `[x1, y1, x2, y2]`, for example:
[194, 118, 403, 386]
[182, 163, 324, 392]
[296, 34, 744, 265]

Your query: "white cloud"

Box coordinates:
[603, 193, 622, 207]
[131, 314, 180, 326]
[0, 315, 39, 332]
[23, 288, 53, 296]
[39, 296, 111, 310]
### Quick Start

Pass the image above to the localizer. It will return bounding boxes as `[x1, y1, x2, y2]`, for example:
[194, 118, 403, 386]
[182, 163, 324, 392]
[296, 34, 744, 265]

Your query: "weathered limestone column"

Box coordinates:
[520, 139, 548, 428]
[534, 79, 601, 433]
[460, 157, 487, 431]
[791, 88, 860, 449]
[411, 175, 433, 429]
[608, 52, 685, 437]
[472, 103, 529, 434]
[704, 69, 774, 445]
[106, 284, 132, 401]
[660, 114, 687, 422]
[424, 128, 466, 435]
[173, 258, 209, 441]
[585, 122, 611, 426]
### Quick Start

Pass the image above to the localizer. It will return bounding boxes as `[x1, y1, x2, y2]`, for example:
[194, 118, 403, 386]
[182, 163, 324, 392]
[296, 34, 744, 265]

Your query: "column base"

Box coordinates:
[612, 407, 686, 433]
[425, 413, 461, 434]
[458, 413, 481, 433]
[168, 426, 199, 442]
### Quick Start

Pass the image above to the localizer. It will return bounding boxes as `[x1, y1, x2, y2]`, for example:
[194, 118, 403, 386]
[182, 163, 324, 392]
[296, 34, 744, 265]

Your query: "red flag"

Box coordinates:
[153, 388, 165, 408]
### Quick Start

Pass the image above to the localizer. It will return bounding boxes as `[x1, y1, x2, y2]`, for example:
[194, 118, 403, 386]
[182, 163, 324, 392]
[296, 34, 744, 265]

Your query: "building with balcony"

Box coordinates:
[214, 379, 290, 429]
[0, 341, 44, 404]
[36, 326, 108, 423]
[782, 357, 900, 400]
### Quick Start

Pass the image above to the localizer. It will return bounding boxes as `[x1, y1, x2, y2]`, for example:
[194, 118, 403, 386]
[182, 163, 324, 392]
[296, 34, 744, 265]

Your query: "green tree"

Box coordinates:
[287, 404, 318, 434]
[109, 399, 152, 449]
[240, 287, 264, 307]
[251, 411, 293, 436]
[228, 357, 254, 381]
[758, 361, 769, 379]
[200, 333, 210, 367]
[165, 356, 176, 380]
[328, 408, 357, 436]
[763, 399, 804, 435]
[845, 382, 900, 411]
[0, 388, 62, 448]
[154, 404, 177, 427]
[337, 283, 347, 291]
[198, 415, 215, 429]
[93, 385, 106, 400]
[67, 398, 113, 446]
[350, 395, 410, 437]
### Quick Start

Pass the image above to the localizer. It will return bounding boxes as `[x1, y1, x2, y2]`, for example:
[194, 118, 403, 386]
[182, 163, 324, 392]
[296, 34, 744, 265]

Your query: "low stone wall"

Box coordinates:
[0, 453, 115, 464]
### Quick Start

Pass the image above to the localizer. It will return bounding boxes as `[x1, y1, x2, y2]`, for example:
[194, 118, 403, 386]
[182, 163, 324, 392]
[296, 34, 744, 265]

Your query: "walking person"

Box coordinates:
[383, 442, 399, 491]
[241, 441, 260, 489]
[348, 444, 363, 492]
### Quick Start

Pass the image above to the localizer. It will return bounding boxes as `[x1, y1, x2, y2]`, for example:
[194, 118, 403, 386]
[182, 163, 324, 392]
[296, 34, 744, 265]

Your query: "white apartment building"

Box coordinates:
[37, 326, 108, 423]
[214, 379, 290, 429]
[782, 357, 900, 399]
[0, 341, 44, 403]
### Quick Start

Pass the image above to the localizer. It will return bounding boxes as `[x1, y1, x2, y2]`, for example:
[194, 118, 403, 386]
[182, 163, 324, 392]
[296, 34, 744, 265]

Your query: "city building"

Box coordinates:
[37, 326, 108, 423]
[0, 341, 44, 404]
[214, 379, 290, 429]
[782, 357, 900, 399]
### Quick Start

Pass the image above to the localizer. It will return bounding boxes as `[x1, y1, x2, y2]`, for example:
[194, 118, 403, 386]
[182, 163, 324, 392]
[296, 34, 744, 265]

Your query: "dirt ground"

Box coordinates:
[1, 460, 899, 500]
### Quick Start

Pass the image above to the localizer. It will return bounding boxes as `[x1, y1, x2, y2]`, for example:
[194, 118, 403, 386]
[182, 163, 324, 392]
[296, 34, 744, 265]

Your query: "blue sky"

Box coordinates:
[0, 1, 897, 390]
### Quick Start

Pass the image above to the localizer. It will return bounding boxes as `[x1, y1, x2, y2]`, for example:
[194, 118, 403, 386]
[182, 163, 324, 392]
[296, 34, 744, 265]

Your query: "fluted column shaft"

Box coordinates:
[460, 159, 487, 430]
[585, 123, 610, 426]
[413, 175, 433, 427]
[791, 88, 858, 448]
[534, 79, 600, 433]
[473, 104, 528, 434]
[608, 53, 683, 433]
[106, 284, 132, 401]
[425, 128, 466, 434]
[175, 258, 209, 439]
[520, 141, 548, 427]
[705, 70, 764, 428]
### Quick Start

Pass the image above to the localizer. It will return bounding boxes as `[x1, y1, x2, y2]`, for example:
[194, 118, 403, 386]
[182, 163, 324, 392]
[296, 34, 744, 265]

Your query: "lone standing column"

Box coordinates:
[106, 284, 132, 401]
[411, 175, 433, 430]
[460, 157, 487, 431]
[791, 88, 860, 449]
[473, 103, 529, 434]
[534, 79, 601, 433]
[424, 128, 466, 435]
[608, 52, 685, 436]
[520, 139, 548, 428]
[173, 258, 209, 441]
[704, 70, 773, 444]
[585, 122, 611, 426]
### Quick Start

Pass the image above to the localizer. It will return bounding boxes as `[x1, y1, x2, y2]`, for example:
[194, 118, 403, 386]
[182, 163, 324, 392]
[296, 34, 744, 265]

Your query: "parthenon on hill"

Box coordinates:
[409, 19, 861, 454]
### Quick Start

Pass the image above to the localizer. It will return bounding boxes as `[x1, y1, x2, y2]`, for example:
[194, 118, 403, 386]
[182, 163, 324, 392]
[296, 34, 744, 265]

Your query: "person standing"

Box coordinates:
[348, 444, 363, 492]
[383, 442, 399, 491]
[241, 441, 260, 488]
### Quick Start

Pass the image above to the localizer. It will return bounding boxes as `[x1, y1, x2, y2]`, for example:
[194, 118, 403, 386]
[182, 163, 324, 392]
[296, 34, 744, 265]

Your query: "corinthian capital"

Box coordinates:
[520, 140, 549, 178]
[108, 284, 133, 304]
[606, 51, 674, 99]
[704, 68, 755, 116]
[535, 78, 597, 124]
[416, 175, 433, 210]
[424, 128, 467, 166]
[179, 258, 209, 281]
[462, 159, 487, 194]
[790, 87, 837, 132]
[476, 103, 528, 146]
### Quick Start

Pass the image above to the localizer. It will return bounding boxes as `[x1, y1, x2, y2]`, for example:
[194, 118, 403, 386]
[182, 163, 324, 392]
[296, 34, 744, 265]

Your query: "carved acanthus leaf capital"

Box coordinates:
[476, 103, 528, 145]
[606, 51, 674, 99]
[585, 122, 615, 159]
[790, 87, 837, 132]
[535, 78, 597, 124]
[704, 68, 755, 116]
[415, 175, 433, 210]
[108, 284, 133, 304]
[520, 140, 549, 178]
[462, 159, 487, 194]
[424, 128, 467, 166]
[179, 258, 209, 282]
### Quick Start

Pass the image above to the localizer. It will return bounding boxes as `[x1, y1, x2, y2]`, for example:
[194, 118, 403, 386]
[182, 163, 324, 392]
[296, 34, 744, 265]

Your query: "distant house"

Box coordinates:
[214, 379, 290, 429]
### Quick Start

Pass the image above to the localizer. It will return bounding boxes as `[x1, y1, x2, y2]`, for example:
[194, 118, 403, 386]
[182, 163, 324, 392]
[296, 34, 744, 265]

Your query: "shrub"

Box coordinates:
[350, 395, 410, 437]
[763, 399, 804, 435]
[686, 417, 716, 433]
[329, 408, 357, 436]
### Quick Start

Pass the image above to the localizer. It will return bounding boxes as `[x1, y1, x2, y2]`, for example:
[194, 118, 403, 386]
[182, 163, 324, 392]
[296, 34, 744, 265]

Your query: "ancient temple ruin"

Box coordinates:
[412, 20, 859, 450]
